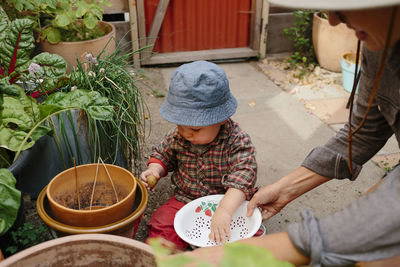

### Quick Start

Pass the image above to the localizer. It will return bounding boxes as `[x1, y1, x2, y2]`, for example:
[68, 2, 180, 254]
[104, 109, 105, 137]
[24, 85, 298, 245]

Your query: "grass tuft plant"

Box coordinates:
[68, 41, 149, 174]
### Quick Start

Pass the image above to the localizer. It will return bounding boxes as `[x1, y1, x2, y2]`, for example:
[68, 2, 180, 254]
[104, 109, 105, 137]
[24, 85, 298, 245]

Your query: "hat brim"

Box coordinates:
[160, 93, 237, 127]
[268, 0, 400, 10]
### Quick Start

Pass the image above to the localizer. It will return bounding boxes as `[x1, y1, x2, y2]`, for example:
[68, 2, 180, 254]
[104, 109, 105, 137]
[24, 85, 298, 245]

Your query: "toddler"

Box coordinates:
[140, 60, 257, 249]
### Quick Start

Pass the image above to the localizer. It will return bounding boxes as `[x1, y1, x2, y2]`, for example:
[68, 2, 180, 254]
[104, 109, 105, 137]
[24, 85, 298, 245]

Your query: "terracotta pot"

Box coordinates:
[0, 234, 156, 266]
[46, 163, 136, 227]
[40, 20, 116, 72]
[37, 178, 147, 238]
[312, 12, 358, 72]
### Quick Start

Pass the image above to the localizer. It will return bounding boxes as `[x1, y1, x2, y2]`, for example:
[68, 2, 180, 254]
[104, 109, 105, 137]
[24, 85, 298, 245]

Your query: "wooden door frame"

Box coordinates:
[134, 0, 269, 66]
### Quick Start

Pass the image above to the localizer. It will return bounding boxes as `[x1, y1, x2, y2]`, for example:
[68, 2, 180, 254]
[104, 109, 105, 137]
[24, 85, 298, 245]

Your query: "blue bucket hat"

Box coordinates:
[160, 61, 237, 126]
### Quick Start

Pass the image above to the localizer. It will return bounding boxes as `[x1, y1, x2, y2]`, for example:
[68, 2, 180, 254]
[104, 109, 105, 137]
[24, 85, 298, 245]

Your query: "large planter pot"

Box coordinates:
[41, 21, 116, 72]
[8, 135, 58, 198]
[37, 178, 147, 238]
[312, 12, 358, 72]
[9, 110, 126, 198]
[47, 163, 137, 227]
[0, 234, 156, 266]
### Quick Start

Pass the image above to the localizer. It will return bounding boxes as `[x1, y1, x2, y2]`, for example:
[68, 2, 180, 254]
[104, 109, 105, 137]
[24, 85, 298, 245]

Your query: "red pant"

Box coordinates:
[146, 196, 189, 250]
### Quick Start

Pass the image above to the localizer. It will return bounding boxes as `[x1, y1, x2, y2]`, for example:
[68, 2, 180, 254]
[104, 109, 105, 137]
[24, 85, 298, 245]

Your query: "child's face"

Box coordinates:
[177, 122, 223, 145]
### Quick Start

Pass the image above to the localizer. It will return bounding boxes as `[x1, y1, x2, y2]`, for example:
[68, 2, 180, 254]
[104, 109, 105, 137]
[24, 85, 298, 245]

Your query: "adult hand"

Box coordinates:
[246, 183, 288, 220]
[209, 209, 232, 244]
[247, 167, 330, 220]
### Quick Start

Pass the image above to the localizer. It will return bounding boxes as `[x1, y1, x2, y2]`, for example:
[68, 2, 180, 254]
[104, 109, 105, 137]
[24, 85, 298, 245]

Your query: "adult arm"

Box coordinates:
[247, 166, 330, 220]
[248, 47, 393, 219]
[185, 232, 309, 266]
[303, 47, 393, 180]
[288, 166, 400, 266]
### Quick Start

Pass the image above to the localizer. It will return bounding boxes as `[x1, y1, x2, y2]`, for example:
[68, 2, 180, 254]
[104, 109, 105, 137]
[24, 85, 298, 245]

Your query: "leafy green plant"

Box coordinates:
[0, 8, 67, 93]
[149, 238, 294, 267]
[0, 169, 20, 236]
[283, 10, 317, 77]
[68, 44, 148, 173]
[5, 223, 51, 255]
[0, 7, 114, 169]
[1, 0, 111, 44]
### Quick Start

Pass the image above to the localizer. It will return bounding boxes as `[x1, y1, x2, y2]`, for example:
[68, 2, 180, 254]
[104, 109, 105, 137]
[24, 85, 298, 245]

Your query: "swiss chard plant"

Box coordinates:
[0, 169, 21, 236]
[0, 7, 67, 96]
[1, 0, 111, 44]
[0, 7, 114, 168]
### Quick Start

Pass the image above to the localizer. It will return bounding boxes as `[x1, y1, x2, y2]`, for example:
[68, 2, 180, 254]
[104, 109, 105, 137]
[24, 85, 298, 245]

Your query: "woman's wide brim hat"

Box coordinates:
[268, 0, 400, 10]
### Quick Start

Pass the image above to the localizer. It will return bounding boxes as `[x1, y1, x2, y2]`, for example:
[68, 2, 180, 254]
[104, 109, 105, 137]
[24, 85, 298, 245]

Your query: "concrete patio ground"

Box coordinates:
[137, 56, 397, 237]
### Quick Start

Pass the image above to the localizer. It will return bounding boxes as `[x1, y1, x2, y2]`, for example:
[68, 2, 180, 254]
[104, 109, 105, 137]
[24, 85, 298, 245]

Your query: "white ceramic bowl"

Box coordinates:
[174, 194, 262, 247]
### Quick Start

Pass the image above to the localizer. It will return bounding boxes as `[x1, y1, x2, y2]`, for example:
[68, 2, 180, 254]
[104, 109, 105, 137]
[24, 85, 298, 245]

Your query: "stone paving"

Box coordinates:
[256, 54, 400, 173]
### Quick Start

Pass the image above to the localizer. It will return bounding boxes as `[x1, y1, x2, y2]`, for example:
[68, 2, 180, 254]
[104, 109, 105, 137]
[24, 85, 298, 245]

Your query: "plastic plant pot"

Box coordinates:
[341, 51, 361, 93]
[46, 163, 136, 227]
[37, 179, 147, 238]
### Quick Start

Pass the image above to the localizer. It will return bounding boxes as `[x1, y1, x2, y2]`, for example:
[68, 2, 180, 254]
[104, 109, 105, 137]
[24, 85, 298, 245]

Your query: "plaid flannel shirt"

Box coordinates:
[148, 119, 257, 203]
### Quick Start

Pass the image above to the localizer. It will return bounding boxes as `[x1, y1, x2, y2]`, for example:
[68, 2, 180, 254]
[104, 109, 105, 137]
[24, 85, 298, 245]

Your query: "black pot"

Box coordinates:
[9, 110, 126, 198]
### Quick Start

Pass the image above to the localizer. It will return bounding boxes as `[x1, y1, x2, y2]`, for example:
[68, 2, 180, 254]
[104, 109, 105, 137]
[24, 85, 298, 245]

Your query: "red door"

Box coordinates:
[144, 0, 252, 53]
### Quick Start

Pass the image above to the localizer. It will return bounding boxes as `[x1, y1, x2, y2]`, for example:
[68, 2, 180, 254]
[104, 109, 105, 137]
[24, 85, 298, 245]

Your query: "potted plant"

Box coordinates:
[1, 3, 148, 195]
[341, 51, 361, 93]
[46, 163, 137, 227]
[37, 176, 148, 238]
[2, 0, 116, 72]
[0, 8, 116, 197]
[67, 47, 148, 174]
[312, 11, 358, 72]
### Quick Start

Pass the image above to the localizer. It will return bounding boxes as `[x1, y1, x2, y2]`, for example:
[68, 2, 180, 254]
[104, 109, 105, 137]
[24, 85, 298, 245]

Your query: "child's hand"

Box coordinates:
[209, 209, 232, 244]
[140, 169, 160, 191]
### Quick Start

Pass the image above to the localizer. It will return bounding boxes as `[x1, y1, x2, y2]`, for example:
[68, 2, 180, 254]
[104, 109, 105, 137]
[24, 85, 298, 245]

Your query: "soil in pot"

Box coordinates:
[47, 163, 137, 227]
[53, 181, 128, 211]
[37, 179, 148, 238]
[343, 52, 361, 64]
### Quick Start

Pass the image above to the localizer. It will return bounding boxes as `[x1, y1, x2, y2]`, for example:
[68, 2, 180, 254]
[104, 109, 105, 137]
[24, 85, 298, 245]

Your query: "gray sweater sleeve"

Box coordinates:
[288, 166, 400, 267]
[302, 46, 393, 180]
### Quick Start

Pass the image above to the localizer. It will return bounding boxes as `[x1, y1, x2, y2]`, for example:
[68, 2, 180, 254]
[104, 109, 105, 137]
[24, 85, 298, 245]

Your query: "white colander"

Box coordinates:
[174, 194, 262, 247]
